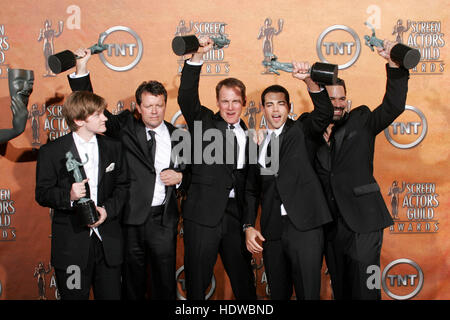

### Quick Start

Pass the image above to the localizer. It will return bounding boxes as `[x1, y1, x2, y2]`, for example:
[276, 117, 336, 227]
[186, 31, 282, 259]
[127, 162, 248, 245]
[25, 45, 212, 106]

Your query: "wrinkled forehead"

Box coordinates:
[326, 85, 346, 98]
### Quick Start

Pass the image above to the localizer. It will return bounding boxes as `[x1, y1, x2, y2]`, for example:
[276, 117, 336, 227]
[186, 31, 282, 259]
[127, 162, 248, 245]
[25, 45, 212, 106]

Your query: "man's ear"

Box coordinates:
[73, 119, 85, 128]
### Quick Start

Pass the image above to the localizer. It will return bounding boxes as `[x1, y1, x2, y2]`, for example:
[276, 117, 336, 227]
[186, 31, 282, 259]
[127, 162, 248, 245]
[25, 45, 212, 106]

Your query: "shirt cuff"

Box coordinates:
[69, 71, 90, 78]
[186, 60, 203, 66]
[308, 86, 324, 94]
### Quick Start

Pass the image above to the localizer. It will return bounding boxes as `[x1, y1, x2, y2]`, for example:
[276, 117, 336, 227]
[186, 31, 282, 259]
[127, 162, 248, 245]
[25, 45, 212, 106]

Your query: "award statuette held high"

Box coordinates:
[172, 24, 231, 56]
[48, 32, 108, 74]
[65, 151, 99, 226]
[364, 22, 420, 69]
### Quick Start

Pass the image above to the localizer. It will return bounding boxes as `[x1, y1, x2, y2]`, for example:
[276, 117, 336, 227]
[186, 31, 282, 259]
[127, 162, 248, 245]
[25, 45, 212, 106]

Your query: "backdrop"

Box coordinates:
[0, 0, 448, 300]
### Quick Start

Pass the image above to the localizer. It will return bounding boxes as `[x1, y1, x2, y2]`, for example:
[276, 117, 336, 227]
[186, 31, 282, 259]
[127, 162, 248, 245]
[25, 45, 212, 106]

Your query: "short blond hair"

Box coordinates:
[63, 91, 107, 132]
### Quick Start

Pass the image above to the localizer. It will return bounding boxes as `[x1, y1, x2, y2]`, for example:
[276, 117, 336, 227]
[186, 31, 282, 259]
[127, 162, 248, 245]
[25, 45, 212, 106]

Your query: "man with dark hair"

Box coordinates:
[67, 48, 186, 300]
[314, 40, 410, 299]
[178, 36, 256, 300]
[35, 90, 129, 300]
[244, 62, 334, 300]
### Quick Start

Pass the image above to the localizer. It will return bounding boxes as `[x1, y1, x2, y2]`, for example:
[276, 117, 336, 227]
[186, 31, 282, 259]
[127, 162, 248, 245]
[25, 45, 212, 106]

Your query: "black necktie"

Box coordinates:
[265, 132, 277, 168]
[228, 125, 239, 168]
[148, 130, 156, 163]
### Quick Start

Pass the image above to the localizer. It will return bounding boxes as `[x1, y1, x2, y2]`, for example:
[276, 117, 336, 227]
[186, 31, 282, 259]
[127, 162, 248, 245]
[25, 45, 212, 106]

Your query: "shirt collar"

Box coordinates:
[228, 121, 241, 130]
[146, 121, 167, 137]
[73, 131, 97, 145]
[267, 122, 285, 138]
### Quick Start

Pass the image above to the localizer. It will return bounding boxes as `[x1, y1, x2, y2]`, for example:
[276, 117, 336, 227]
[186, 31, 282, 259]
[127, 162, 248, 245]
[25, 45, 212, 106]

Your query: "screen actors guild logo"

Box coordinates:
[175, 20, 230, 76]
[258, 18, 284, 74]
[384, 105, 427, 149]
[244, 101, 261, 130]
[388, 182, 439, 234]
[33, 261, 59, 300]
[0, 24, 10, 78]
[400, 19, 445, 75]
[316, 25, 361, 70]
[98, 26, 143, 72]
[0, 189, 16, 241]
[28, 104, 46, 146]
[175, 265, 216, 300]
[38, 19, 64, 77]
[388, 181, 406, 220]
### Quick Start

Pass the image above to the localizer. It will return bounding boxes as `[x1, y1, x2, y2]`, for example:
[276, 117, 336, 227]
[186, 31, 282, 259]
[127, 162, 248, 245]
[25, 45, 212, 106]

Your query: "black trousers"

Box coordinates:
[183, 198, 256, 300]
[263, 216, 324, 300]
[324, 216, 383, 300]
[55, 235, 121, 300]
[122, 205, 177, 300]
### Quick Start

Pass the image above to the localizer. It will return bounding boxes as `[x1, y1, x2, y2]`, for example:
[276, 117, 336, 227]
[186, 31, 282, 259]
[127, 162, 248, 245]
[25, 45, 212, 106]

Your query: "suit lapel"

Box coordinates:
[67, 133, 88, 181]
[333, 125, 346, 157]
[213, 113, 234, 173]
[96, 135, 108, 190]
[166, 121, 176, 169]
[136, 120, 155, 168]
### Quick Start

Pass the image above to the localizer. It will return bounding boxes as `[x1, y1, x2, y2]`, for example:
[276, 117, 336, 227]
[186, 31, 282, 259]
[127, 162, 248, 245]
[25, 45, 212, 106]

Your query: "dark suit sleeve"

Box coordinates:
[35, 145, 72, 211]
[243, 163, 261, 226]
[67, 73, 94, 92]
[102, 142, 130, 221]
[177, 62, 213, 128]
[368, 64, 409, 135]
[67, 72, 132, 139]
[300, 89, 334, 137]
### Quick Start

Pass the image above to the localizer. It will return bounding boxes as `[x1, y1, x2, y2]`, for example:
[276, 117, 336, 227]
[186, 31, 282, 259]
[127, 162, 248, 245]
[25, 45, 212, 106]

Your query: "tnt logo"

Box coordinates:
[384, 105, 427, 149]
[367, 258, 424, 300]
[316, 25, 361, 70]
[175, 265, 216, 300]
[99, 26, 143, 72]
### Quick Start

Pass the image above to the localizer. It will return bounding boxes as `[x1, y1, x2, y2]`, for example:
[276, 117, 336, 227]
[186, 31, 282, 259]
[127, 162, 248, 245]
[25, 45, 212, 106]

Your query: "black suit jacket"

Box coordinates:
[177, 62, 249, 227]
[244, 89, 334, 239]
[314, 65, 409, 233]
[68, 74, 184, 227]
[35, 133, 129, 270]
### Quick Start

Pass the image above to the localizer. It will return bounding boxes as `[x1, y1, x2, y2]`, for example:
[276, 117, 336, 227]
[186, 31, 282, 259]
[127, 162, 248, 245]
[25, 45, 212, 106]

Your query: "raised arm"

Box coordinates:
[368, 40, 409, 135]
[177, 36, 214, 128]
[66, 48, 130, 139]
[292, 61, 333, 136]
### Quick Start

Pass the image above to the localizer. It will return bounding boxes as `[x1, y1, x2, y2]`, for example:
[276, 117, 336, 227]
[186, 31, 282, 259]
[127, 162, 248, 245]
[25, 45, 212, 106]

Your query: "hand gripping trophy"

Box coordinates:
[364, 22, 420, 69]
[65, 151, 99, 226]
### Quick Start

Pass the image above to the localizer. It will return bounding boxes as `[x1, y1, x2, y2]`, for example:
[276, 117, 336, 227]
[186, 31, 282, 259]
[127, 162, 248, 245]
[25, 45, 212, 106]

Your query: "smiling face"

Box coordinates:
[326, 84, 348, 121]
[263, 92, 289, 130]
[136, 92, 166, 129]
[217, 86, 244, 125]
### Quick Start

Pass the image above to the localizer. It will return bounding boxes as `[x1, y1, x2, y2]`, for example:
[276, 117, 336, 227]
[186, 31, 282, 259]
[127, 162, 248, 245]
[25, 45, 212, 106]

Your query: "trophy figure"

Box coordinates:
[0, 69, 34, 144]
[172, 28, 231, 56]
[364, 22, 420, 69]
[47, 32, 109, 74]
[262, 55, 338, 85]
[65, 151, 98, 226]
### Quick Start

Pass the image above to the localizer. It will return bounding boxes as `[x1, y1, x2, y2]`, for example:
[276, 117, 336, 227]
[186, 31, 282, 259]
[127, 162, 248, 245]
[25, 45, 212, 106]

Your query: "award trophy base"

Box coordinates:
[75, 199, 99, 226]
[390, 43, 421, 69]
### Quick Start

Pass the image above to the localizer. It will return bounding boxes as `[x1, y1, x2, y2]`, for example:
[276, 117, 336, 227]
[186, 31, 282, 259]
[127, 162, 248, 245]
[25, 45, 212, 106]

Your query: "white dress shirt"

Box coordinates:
[258, 123, 288, 216]
[72, 132, 102, 239]
[146, 122, 172, 206]
[228, 121, 246, 198]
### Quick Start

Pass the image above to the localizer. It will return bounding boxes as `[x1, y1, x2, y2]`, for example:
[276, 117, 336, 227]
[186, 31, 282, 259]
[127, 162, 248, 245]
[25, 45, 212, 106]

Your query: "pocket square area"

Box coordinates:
[105, 163, 115, 172]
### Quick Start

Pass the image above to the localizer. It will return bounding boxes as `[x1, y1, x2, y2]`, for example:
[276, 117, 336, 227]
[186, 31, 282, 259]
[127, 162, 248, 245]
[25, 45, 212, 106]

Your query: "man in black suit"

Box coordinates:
[244, 62, 334, 300]
[68, 49, 185, 300]
[36, 91, 129, 299]
[313, 40, 410, 299]
[177, 37, 256, 300]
